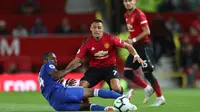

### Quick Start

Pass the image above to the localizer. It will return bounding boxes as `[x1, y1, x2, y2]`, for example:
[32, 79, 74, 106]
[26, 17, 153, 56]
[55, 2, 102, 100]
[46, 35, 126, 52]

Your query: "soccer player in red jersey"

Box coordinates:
[123, 0, 165, 106]
[67, 19, 143, 96]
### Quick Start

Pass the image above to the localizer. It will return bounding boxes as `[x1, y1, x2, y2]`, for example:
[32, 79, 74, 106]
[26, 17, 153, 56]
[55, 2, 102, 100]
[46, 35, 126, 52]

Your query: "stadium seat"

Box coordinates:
[1, 56, 31, 73]
[0, 13, 95, 33]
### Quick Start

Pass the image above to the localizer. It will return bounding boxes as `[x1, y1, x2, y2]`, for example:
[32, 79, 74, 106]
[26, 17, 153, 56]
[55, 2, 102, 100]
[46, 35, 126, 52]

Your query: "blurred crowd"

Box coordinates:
[0, 17, 89, 37]
[158, 0, 200, 12]
[150, 1, 200, 87]
[119, 12, 200, 87]
[0, 0, 200, 88]
[136, 0, 200, 12]
[0, 0, 89, 37]
[117, 0, 200, 88]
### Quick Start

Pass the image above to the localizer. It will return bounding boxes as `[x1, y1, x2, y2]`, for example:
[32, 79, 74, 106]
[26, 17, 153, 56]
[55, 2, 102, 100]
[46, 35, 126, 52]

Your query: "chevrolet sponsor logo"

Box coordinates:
[94, 50, 108, 57]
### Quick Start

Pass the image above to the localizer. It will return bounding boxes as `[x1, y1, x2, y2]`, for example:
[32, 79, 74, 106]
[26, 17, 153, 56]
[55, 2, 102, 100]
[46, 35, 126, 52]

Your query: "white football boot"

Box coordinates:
[151, 96, 165, 106]
[123, 89, 134, 101]
[143, 85, 154, 104]
[128, 103, 138, 111]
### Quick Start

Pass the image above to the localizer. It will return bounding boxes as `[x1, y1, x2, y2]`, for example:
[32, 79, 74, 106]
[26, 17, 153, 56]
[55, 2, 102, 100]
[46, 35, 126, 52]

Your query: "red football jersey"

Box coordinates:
[76, 33, 124, 67]
[124, 8, 150, 44]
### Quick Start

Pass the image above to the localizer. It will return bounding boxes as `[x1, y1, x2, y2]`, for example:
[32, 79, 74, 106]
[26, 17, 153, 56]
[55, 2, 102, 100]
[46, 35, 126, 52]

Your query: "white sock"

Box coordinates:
[157, 95, 164, 99]
[90, 104, 95, 111]
[93, 89, 99, 97]
[144, 85, 151, 91]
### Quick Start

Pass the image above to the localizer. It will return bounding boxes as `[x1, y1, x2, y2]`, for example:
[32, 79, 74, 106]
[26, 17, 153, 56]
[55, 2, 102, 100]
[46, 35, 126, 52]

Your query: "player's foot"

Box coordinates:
[128, 103, 137, 111]
[143, 85, 154, 104]
[151, 96, 165, 106]
[123, 89, 134, 100]
[104, 106, 117, 111]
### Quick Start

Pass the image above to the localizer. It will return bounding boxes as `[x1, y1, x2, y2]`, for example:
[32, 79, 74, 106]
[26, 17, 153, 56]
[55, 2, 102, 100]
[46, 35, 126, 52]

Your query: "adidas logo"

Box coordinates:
[91, 47, 95, 50]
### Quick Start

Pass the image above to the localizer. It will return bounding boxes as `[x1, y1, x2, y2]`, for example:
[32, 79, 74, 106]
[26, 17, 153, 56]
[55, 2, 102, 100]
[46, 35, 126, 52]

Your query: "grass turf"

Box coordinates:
[0, 88, 199, 112]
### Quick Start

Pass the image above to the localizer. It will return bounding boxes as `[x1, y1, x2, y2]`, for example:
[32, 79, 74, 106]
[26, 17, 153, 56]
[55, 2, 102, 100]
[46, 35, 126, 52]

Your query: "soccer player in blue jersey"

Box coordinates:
[38, 52, 136, 111]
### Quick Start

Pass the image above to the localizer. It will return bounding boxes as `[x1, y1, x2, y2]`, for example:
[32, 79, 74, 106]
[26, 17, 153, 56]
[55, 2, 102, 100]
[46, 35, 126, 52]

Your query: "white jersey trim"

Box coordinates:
[141, 20, 147, 24]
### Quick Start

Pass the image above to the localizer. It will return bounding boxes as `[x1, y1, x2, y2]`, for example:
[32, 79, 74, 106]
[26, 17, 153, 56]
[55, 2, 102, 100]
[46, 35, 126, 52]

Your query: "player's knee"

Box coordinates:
[80, 80, 90, 88]
[124, 70, 134, 79]
[111, 85, 122, 94]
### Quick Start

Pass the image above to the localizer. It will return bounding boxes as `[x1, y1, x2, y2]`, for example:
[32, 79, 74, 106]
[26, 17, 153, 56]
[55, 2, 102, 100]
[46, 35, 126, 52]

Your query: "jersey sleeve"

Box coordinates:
[76, 44, 88, 59]
[46, 63, 57, 73]
[137, 11, 148, 27]
[111, 35, 125, 48]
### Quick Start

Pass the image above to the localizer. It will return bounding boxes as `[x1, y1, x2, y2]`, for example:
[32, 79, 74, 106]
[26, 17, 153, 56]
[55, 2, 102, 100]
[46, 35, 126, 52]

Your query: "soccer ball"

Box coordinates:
[114, 96, 130, 112]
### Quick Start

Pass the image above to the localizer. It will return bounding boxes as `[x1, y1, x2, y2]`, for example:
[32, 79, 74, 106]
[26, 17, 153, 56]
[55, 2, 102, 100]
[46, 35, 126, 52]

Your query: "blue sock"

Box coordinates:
[94, 89, 121, 99]
[90, 104, 105, 111]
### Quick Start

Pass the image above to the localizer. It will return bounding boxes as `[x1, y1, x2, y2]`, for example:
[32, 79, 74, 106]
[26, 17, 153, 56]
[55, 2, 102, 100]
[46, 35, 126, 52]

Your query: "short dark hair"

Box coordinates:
[42, 52, 53, 61]
[92, 19, 103, 24]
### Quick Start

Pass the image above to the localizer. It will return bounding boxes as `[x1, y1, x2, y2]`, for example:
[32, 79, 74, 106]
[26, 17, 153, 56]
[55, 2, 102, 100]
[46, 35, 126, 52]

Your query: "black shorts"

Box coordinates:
[125, 43, 155, 73]
[80, 66, 120, 88]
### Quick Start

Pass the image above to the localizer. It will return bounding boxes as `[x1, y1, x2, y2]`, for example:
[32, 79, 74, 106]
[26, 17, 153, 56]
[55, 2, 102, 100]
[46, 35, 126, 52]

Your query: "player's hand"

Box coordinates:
[57, 78, 64, 84]
[133, 55, 144, 64]
[125, 39, 133, 44]
[66, 78, 77, 86]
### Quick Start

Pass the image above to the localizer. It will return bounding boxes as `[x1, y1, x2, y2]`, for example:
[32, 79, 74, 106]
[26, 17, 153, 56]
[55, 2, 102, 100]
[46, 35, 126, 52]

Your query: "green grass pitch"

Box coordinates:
[0, 89, 199, 112]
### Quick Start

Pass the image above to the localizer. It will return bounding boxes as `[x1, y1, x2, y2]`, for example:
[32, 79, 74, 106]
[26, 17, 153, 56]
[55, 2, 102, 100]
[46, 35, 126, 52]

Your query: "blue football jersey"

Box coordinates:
[38, 61, 62, 99]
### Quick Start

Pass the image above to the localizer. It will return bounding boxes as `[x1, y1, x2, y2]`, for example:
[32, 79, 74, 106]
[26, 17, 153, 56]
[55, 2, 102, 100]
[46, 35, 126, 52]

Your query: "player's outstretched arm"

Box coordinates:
[49, 62, 81, 80]
[57, 78, 77, 86]
[66, 57, 81, 70]
[123, 42, 144, 64]
[123, 42, 138, 56]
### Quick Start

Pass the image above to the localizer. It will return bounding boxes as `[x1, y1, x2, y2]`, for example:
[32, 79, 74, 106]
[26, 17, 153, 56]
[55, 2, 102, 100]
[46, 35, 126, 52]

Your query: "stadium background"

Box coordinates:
[0, 0, 199, 111]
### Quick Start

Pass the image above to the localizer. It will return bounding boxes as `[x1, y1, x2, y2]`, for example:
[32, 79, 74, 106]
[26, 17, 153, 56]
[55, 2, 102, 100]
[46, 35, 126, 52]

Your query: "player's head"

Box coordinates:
[90, 19, 104, 41]
[123, 0, 136, 10]
[42, 52, 57, 66]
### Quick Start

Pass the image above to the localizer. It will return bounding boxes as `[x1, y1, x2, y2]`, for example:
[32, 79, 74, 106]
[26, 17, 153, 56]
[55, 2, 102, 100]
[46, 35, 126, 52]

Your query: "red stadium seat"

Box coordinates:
[0, 13, 95, 33]
[0, 56, 31, 73]
[0, 0, 65, 13]
[39, 0, 65, 13]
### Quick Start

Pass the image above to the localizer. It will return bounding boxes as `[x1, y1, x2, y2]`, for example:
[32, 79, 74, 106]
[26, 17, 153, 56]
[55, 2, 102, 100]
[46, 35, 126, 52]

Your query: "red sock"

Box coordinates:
[152, 80, 162, 97]
[132, 75, 147, 88]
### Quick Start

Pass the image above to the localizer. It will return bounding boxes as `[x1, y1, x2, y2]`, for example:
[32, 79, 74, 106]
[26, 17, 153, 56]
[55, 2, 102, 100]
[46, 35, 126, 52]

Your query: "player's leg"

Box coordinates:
[142, 44, 165, 106]
[49, 86, 83, 111]
[83, 87, 134, 101]
[51, 102, 81, 111]
[124, 54, 152, 96]
[124, 54, 149, 88]
[50, 86, 84, 104]
[49, 86, 118, 111]
[85, 88, 137, 111]
[109, 78, 123, 94]
[52, 101, 116, 111]
[104, 66, 123, 94]
[83, 88, 121, 99]
[80, 67, 103, 103]
[82, 103, 116, 111]
[62, 102, 113, 111]
[80, 67, 103, 88]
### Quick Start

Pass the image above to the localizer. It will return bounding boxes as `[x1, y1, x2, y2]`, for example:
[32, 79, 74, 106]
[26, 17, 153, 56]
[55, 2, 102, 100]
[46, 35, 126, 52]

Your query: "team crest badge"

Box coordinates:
[104, 43, 110, 49]
[131, 18, 134, 23]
